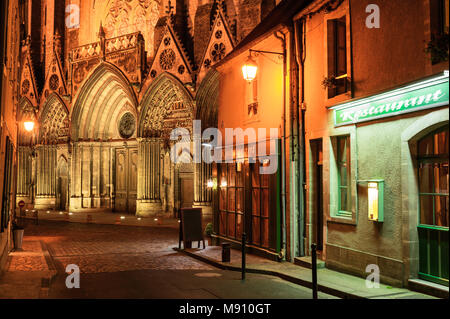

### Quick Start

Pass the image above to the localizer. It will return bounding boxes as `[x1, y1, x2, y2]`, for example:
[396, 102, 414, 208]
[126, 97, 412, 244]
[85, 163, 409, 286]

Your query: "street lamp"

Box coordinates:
[23, 121, 35, 132]
[242, 49, 285, 82]
[242, 54, 258, 82]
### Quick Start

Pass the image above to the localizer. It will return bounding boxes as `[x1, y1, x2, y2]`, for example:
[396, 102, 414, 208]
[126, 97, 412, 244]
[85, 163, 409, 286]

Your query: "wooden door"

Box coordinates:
[115, 147, 137, 213]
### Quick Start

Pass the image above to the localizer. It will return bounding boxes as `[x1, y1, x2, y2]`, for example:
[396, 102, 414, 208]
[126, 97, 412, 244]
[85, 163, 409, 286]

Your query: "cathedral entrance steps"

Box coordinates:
[22, 210, 180, 229]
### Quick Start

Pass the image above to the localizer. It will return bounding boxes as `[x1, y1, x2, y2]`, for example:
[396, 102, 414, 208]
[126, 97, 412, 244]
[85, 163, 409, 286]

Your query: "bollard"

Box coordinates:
[32, 210, 39, 225]
[221, 243, 231, 262]
[241, 233, 246, 281]
[311, 243, 318, 299]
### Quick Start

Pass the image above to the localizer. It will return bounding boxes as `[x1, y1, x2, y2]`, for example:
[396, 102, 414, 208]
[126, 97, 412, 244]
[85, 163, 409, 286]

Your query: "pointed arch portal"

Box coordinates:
[136, 73, 195, 216]
[70, 63, 138, 213]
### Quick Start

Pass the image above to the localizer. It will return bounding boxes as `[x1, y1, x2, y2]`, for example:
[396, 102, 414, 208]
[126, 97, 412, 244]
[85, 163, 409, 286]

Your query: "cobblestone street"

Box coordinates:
[1, 219, 336, 299]
[23, 220, 214, 274]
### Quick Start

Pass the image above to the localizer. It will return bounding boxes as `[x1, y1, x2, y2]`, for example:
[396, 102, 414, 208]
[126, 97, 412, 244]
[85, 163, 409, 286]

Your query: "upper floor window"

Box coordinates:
[327, 16, 348, 98]
[431, 0, 449, 34]
[428, 0, 449, 64]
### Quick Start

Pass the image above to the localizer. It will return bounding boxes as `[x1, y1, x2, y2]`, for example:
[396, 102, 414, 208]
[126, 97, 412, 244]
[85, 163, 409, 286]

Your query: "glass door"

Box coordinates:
[417, 127, 449, 286]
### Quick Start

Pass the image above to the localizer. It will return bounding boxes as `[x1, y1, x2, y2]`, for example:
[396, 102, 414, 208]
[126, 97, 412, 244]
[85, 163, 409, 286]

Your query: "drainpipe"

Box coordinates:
[294, 18, 307, 257]
[274, 30, 287, 260]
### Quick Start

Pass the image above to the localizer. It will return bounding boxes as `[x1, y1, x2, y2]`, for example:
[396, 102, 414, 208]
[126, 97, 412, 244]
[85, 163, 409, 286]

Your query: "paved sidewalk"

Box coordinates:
[175, 246, 438, 299]
[0, 239, 57, 298]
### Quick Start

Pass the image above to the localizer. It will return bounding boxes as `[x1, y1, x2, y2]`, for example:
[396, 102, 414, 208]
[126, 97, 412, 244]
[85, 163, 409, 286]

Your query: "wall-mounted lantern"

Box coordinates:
[357, 179, 384, 222]
[242, 54, 258, 82]
[241, 49, 284, 82]
[24, 121, 35, 132]
[220, 178, 227, 188]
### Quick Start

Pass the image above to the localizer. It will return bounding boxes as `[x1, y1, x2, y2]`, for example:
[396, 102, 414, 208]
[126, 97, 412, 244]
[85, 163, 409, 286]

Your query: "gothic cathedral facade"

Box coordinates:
[16, 0, 276, 216]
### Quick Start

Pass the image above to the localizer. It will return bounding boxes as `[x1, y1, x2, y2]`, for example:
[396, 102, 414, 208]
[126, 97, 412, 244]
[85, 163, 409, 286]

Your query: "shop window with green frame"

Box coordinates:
[337, 135, 352, 217]
[417, 126, 449, 286]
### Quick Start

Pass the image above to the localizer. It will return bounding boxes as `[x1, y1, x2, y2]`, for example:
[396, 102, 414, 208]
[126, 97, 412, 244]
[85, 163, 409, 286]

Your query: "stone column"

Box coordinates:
[69, 142, 83, 210]
[35, 145, 57, 209]
[136, 138, 162, 217]
[16, 146, 32, 205]
[92, 143, 101, 208]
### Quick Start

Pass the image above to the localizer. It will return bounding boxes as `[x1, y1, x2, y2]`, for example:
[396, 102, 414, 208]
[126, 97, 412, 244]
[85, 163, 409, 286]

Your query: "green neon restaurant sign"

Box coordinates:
[332, 71, 449, 126]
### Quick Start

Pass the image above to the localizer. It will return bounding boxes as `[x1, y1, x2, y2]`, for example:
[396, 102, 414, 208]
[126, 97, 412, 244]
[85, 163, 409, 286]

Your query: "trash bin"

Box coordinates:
[13, 228, 24, 251]
[222, 242, 231, 262]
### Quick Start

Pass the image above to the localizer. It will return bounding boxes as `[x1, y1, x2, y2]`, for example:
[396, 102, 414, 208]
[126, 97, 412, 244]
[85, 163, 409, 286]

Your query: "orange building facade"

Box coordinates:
[214, 0, 449, 289]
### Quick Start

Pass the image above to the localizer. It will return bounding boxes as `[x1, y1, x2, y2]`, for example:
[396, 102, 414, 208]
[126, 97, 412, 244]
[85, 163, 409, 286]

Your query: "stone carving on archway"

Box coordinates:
[140, 78, 193, 139]
[40, 98, 69, 144]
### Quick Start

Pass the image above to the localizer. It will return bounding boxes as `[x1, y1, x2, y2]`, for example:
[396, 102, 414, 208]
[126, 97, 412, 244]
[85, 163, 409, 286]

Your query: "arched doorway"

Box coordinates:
[57, 157, 69, 211]
[34, 93, 69, 210]
[138, 73, 194, 217]
[70, 63, 138, 213]
[416, 126, 449, 285]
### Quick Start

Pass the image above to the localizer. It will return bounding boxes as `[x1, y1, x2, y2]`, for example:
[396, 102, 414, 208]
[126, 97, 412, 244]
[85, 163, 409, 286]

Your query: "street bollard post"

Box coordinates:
[311, 243, 318, 299]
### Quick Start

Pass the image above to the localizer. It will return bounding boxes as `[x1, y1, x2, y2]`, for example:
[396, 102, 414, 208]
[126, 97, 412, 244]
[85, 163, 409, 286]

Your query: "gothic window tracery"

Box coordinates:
[21, 79, 30, 95]
[49, 74, 59, 91]
[103, 0, 159, 55]
[210, 42, 226, 62]
[159, 49, 176, 70]
[119, 112, 136, 138]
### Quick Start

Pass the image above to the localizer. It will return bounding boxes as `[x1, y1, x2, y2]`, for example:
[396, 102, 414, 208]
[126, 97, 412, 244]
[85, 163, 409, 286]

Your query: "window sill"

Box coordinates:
[328, 214, 356, 226]
[325, 91, 352, 108]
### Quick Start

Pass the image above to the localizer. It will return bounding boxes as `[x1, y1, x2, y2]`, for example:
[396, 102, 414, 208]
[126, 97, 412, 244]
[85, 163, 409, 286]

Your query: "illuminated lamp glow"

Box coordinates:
[242, 55, 258, 81]
[24, 121, 35, 132]
[220, 179, 227, 188]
